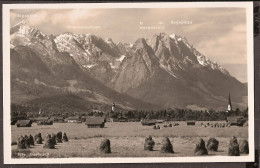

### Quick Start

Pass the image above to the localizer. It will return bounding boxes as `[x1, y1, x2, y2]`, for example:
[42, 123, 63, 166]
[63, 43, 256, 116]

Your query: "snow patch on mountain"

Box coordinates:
[83, 64, 97, 68]
[86, 49, 91, 55]
[185, 56, 194, 63]
[195, 52, 229, 75]
[116, 55, 126, 62]
[105, 38, 113, 44]
[109, 63, 116, 69]
[169, 34, 176, 39]
[159, 64, 178, 78]
[129, 43, 133, 48]
[54, 33, 90, 61]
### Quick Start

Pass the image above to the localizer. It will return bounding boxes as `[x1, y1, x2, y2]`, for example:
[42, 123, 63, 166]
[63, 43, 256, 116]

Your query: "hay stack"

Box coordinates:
[56, 131, 62, 143]
[157, 125, 160, 129]
[63, 132, 68, 142]
[194, 138, 208, 155]
[43, 134, 55, 149]
[169, 123, 172, 127]
[160, 137, 174, 153]
[29, 135, 34, 146]
[206, 137, 219, 151]
[153, 125, 157, 129]
[239, 140, 249, 154]
[228, 136, 240, 156]
[34, 133, 43, 144]
[24, 135, 31, 148]
[99, 139, 111, 153]
[17, 135, 26, 149]
[51, 133, 57, 145]
[144, 135, 155, 151]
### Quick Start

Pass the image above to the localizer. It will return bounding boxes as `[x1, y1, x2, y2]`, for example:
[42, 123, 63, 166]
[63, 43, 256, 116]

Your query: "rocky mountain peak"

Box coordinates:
[10, 22, 245, 110]
[133, 38, 149, 49]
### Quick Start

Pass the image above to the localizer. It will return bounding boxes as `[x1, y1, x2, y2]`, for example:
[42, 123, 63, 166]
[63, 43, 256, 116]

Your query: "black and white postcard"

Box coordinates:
[2, 2, 254, 164]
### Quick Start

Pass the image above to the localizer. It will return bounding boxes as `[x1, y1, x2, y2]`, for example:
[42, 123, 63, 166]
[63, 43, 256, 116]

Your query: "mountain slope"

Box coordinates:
[114, 33, 247, 110]
[10, 21, 248, 111]
[10, 22, 162, 112]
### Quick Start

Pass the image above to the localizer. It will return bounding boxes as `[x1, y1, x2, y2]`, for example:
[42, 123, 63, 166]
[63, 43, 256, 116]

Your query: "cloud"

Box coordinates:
[26, 9, 101, 28]
[9, 8, 248, 81]
[196, 23, 247, 65]
[27, 10, 49, 26]
[67, 9, 100, 23]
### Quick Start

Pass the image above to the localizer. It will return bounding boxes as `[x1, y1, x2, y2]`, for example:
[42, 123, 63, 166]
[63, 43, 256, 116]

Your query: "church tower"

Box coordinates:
[227, 93, 232, 112]
[111, 102, 115, 112]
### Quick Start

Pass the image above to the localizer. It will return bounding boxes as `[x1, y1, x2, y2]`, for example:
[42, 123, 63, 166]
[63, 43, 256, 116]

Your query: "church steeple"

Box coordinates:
[111, 102, 115, 112]
[227, 93, 232, 112]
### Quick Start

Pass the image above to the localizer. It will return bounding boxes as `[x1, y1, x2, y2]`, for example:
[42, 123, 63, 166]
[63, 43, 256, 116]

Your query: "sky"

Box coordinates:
[10, 8, 248, 82]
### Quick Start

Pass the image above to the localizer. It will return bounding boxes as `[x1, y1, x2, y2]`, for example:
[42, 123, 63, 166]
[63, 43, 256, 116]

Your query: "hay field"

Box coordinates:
[11, 122, 248, 158]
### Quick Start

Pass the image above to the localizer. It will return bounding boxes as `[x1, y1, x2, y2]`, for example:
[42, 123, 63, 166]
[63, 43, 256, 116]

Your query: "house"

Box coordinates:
[50, 117, 64, 123]
[156, 119, 164, 123]
[186, 120, 196, 126]
[92, 109, 102, 113]
[67, 116, 81, 123]
[34, 117, 49, 123]
[141, 119, 156, 126]
[85, 117, 106, 128]
[227, 116, 245, 126]
[128, 118, 140, 122]
[11, 116, 26, 125]
[37, 120, 53, 125]
[106, 117, 116, 122]
[16, 120, 32, 127]
[118, 116, 128, 122]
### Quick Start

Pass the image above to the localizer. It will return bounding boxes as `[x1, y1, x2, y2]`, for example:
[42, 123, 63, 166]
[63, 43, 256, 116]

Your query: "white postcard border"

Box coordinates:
[3, 2, 255, 164]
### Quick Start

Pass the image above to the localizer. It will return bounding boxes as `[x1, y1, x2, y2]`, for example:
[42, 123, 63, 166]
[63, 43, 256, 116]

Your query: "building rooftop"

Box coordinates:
[85, 117, 105, 125]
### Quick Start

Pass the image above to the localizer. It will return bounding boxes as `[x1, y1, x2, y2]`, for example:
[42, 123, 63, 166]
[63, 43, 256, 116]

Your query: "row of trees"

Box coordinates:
[102, 108, 248, 121]
[11, 103, 248, 121]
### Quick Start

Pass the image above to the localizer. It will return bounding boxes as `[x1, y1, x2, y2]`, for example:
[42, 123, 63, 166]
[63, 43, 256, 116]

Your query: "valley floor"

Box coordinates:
[11, 122, 248, 158]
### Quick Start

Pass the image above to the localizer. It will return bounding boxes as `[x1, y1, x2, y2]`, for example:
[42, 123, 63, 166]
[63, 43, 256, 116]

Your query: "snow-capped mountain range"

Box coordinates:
[10, 21, 247, 111]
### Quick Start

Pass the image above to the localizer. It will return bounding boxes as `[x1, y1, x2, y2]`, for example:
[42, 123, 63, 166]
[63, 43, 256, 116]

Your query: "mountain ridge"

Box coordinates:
[10, 21, 247, 111]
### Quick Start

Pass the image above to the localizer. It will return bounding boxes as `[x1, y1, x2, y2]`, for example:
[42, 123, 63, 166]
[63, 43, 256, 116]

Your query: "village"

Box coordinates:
[11, 104, 248, 128]
[11, 95, 248, 128]
[10, 96, 249, 158]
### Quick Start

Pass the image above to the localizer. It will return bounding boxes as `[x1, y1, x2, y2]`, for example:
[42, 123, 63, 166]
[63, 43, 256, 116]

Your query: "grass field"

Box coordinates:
[11, 122, 248, 158]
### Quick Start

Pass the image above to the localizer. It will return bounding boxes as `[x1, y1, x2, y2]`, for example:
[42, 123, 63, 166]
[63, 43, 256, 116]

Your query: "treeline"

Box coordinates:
[102, 108, 248, 121]
[11, 103, 248, 121]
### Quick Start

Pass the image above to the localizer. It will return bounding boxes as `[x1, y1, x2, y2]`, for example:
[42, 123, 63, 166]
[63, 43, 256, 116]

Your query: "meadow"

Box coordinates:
[11, 122, 248, 158]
